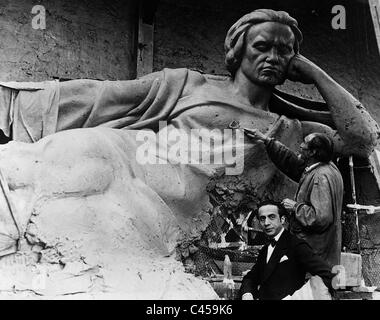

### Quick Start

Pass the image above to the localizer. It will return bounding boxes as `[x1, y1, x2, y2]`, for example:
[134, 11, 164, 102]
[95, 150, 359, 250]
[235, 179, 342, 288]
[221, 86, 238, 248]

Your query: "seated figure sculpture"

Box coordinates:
[0, 9, 377, 299]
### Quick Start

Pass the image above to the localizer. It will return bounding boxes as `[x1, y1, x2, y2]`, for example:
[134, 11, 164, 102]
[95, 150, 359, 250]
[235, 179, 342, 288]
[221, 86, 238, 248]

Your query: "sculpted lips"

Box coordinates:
[261, 66, 281, 75]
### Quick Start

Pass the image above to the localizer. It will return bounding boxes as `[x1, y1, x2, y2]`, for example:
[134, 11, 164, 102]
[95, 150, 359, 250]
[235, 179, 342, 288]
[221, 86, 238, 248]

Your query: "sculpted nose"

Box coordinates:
[266, 48, 279, 64]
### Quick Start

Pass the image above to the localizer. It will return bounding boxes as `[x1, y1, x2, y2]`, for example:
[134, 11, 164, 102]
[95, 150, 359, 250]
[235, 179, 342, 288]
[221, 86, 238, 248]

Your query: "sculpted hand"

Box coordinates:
[286, 54, 322, 84]
[244, 128, 268, 144]
[282, 198, 297, 212]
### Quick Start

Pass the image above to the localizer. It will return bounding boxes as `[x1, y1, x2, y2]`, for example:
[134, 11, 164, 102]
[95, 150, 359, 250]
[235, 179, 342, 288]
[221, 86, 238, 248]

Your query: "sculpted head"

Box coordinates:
[224, 9, 303, 85]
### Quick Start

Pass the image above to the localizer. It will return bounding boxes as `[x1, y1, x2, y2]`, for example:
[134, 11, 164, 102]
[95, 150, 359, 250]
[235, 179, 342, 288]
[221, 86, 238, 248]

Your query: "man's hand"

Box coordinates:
[282, 198, 297, 212]
[286, 54, 322, 84]
[244, 128, 268, 144]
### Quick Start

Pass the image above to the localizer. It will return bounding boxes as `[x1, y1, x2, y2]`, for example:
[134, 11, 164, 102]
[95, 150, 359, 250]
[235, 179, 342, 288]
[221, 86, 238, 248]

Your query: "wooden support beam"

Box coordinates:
[136, 1, 157, 78]
[369, 149, 380, 191]
[369, 0, 380, 56]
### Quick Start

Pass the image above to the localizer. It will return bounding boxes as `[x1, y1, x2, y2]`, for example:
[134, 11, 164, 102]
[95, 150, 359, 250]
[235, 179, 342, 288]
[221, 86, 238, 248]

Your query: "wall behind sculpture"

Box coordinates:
[0, 0, 138, 81]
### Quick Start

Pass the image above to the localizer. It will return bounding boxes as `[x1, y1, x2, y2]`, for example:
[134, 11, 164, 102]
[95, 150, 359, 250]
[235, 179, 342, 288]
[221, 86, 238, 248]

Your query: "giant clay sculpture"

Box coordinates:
[0, 9, 377, 298]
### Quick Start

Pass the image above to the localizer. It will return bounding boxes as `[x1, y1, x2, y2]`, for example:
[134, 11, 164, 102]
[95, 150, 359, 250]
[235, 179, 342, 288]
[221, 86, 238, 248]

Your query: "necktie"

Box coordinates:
[266, 238, 277, 247]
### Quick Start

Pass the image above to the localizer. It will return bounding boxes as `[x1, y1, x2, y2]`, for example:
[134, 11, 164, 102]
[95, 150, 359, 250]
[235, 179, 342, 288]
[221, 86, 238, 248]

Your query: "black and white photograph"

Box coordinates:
[0, 0, 379, 307]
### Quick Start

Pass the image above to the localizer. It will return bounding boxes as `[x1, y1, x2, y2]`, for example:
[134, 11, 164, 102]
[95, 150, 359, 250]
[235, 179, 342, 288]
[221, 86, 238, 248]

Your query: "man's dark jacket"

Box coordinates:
[240, 230, 334, 300]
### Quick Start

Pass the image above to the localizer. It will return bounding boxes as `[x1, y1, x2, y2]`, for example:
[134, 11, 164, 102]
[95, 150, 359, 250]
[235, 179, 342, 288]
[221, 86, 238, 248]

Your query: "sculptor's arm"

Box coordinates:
[244, 129, 305, 182]
[264, 138, 305, 182]
[288, 54, 380, 157]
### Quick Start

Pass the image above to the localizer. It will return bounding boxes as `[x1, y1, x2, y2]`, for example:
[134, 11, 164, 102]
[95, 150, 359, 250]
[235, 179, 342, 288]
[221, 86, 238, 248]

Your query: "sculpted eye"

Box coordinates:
[254, 43, 269, 51]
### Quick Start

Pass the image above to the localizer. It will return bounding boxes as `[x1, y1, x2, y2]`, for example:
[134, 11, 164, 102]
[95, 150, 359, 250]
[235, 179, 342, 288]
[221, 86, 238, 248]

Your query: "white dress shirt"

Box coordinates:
[266, 227, 284, 263]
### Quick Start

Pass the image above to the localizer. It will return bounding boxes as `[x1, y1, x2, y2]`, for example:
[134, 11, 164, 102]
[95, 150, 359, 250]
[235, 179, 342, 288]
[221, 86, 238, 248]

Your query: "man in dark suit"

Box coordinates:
[240, 200, 335, 300]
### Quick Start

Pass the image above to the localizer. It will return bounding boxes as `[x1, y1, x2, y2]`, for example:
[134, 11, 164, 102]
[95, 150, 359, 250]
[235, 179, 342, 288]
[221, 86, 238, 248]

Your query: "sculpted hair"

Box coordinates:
[308, 133, 334, 163]
[224, 9, 303, 77]
[256, 199, 288, 218]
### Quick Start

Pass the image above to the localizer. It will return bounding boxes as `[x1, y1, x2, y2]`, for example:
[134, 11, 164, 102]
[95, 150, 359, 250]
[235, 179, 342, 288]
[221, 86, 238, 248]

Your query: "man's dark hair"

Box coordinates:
[308, 133, 333, 163]
[256, 199, 287, 218]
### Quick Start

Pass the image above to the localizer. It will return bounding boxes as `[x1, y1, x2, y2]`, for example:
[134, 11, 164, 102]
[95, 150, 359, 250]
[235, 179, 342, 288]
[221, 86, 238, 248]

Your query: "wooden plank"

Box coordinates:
[335, 290, 373, 300]
[369, 0, 380, 56]
[136, 3, 154, 78]
[204, 274, 243, 282]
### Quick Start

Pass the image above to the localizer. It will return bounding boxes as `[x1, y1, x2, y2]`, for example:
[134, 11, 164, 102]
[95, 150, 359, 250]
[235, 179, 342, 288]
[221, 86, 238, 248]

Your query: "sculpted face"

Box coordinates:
[239, 21, 295, 86]
[257, 204, 285, 238]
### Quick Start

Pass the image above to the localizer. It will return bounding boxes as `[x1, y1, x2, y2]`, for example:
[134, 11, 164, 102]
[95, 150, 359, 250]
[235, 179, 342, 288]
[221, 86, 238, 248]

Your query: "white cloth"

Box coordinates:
[282, 275, 332, 300]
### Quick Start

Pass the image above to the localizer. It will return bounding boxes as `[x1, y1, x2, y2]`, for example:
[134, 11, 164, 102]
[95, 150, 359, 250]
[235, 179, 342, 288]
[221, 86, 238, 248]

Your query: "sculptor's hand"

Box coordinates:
[244, 128, 268, 144]
[242, 293, 254, 300]
[287, 54, 322, 84]
[282, 198, 297, 212]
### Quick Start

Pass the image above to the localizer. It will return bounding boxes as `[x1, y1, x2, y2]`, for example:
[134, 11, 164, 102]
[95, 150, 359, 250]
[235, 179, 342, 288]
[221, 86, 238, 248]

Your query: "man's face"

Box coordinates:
[239, 21, 295, 86]
[298, 134, 315, 162]
[257, 204, 284, 238]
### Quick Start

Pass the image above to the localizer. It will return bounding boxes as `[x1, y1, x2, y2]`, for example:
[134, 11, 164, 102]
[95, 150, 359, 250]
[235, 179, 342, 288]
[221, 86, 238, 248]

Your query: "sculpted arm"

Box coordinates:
[288, 54, 380, 157]
[56, 71, 164, 130]
[301, 120, 374, 158]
